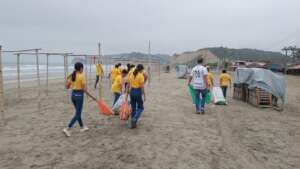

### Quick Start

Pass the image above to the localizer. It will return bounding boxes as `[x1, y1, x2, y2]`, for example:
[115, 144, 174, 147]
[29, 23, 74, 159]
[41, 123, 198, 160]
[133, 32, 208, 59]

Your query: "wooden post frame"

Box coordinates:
[46, 54, 49, 95]
[0, 45, 4, 113]
[17, 54, 21, 99]
[35, 49, 41, 110]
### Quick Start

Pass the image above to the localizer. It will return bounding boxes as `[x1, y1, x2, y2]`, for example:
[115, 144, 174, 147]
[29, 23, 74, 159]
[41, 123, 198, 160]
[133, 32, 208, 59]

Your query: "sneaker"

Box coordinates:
[201, 108, 205, 114]
[131, 119, 137, 129]
[63, 128, 71, 137]
[80, 126, 89, 132]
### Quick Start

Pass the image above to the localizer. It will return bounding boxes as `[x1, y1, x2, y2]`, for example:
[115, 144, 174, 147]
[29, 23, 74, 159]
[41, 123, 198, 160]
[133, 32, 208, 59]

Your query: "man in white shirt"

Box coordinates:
[188, 58, 209, 114]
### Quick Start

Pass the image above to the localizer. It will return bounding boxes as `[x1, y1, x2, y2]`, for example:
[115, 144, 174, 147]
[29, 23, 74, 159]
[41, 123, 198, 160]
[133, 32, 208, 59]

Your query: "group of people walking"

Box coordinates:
[188, 58, 232, 114]
[63, 61, 147, 137]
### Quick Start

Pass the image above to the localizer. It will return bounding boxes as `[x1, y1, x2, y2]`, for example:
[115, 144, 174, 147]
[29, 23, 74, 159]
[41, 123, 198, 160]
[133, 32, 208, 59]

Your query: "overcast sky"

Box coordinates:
[1, 0, 300, 55]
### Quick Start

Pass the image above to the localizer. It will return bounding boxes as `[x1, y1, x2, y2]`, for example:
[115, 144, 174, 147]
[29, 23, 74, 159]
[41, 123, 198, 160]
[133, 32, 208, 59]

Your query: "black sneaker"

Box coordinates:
[131, 120, 137, 129]
[201, 108, 205, 114]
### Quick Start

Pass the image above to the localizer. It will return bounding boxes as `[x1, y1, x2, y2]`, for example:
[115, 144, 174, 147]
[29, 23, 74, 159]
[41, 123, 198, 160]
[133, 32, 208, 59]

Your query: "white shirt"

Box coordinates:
[190, 64, 208, 90]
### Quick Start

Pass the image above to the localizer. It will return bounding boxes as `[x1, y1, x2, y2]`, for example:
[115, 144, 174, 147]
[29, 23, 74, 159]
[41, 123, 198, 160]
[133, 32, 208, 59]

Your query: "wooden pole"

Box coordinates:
[98, 42, 103, 99]
[0, 45, 5, 115]
[35, 49, 41, 110]
[64, 54, 69, 103]
[17, 54, 21, 99]
[148, 40, 151, 86]
[158, 61, 161, 81]
[85, 56, 88, 86]
[46, 54, 49, 96]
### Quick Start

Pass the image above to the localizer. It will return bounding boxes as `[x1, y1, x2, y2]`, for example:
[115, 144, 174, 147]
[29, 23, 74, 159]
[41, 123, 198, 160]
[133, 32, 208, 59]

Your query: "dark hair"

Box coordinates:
[130, 64, 135, 68]
[222, 69, 227, 73]
[127, 63, 131, 70]
[197, 58, 203, 64]
[70, 62, 84, 82]
[122, 69, 128, 75]
[207, 67, 210, 72]
[133, 64, 144, 77]
[115, 64, 119, 68]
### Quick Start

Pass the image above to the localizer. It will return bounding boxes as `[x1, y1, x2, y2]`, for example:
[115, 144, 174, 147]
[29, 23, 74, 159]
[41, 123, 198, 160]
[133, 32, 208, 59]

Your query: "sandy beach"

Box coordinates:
[0, 72, 299, 169]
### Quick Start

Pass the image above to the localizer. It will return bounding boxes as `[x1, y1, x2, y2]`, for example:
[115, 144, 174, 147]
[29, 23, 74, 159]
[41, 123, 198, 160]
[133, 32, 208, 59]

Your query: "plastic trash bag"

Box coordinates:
[188, 84, 196, 104]
[119, 101, 131, 120]
[205, 91, 212, 104]
[212, 87, 226, 105]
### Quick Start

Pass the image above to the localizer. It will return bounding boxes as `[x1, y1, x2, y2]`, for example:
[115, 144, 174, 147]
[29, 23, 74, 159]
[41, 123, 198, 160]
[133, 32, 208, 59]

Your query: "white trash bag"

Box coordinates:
[112, 95, 130, 112]
[212, 87, 226, 105]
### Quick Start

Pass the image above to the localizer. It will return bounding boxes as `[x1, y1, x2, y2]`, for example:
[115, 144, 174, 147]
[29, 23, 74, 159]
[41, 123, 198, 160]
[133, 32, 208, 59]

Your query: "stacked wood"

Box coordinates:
[234, 83, 273, 108]
[248, 88, 273, 108]
[233, 83, 248, 102]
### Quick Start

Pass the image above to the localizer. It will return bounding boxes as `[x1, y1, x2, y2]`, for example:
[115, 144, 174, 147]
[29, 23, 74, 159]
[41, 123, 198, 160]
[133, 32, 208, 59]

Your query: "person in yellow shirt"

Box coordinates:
[94, 61, 104, 89]
[111, 69, 128, 105]
[207, 67, 214, 89]
[127, 64, 145, 129]
[219, 69, 232, 98]
[110, 63, 121, 83]
[63, 62, 97, 137]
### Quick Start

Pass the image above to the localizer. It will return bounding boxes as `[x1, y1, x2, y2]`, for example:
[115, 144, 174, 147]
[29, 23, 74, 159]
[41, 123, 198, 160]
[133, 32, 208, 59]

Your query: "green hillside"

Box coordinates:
[203, 47, 289, 63]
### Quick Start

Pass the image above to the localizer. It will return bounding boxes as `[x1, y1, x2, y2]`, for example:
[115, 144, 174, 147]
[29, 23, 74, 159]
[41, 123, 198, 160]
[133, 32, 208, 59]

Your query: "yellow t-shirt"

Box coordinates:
[111, 75, 122, 93]
[220, 73, 231, 87]
[207, 72, 214, 87]
[111, 68, 121, 82]
[96, 64, 104, 76]
[128, 72, 144, 88]
[128, 68, 135, 77]
[68, 73, 86, 90]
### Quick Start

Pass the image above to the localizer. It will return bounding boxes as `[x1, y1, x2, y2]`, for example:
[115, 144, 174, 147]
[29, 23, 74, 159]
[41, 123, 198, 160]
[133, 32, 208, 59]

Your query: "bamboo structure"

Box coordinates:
[0, 46, 4, 113]
[17, 54, 21, 99]
[35, 49, 41, 110]
[98, 42, 103, 99]
[148, 40, 151, 86]
[46, 54, 49, 95]
[0, 45, 161, 117]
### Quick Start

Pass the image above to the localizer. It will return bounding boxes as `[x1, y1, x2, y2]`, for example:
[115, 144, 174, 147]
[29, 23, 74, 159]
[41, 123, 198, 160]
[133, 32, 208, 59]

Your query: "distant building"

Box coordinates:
[287, 64, 300, 75]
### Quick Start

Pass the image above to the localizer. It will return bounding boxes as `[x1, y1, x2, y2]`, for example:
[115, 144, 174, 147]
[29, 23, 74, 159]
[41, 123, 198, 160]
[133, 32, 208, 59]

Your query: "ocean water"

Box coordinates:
[2, 64, 113, 82]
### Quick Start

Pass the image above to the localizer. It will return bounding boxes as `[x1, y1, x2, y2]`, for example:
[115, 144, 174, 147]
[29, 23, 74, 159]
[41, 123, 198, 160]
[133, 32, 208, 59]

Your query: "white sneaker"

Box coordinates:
[63, 128, 71, 137]
[80, 126, 89, 132]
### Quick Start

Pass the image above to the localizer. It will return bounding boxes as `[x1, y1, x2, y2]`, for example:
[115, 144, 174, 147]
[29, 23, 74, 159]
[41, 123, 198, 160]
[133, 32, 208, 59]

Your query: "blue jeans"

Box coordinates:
[68, 90, 84, 128]
[130, 88, 144, 122]
[195, 89, 208, 112]
[113, 92, 121, 106]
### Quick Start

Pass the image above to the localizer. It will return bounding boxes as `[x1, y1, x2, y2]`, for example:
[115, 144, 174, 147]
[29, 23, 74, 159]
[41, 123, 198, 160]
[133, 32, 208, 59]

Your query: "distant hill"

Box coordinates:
[203, 47, 289, 63]
[172, 47, 290, 66]
[104, 52, 171, 64]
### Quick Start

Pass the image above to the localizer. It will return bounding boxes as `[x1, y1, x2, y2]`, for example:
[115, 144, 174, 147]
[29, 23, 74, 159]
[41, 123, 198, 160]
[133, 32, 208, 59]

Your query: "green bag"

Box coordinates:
[205, 91, 212, 104]
[188, 84, 196, 104]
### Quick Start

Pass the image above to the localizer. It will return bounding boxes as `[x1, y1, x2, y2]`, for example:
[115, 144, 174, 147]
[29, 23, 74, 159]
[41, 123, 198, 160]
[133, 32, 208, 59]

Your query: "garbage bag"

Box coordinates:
[188, 84, 196, 104]
[119, 101, 131, 120]
[212, 87, 226, 105]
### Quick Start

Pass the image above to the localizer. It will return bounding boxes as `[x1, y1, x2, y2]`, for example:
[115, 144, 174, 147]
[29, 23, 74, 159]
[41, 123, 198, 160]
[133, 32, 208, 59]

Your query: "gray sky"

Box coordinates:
[1, 0, 300, 55]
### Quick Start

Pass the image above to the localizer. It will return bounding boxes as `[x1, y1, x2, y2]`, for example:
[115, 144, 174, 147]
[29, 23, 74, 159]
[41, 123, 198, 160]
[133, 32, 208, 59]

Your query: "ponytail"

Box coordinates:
[133, 64, 144, 78]
[71, 71, 77, 82]
[133, 69, 139, 77]
[70, 62, 84, 82]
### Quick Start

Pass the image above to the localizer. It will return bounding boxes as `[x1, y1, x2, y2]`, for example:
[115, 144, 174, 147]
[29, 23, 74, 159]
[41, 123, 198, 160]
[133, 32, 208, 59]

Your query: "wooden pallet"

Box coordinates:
[233, 84, 248, 102]
[248, 88, 273, 108]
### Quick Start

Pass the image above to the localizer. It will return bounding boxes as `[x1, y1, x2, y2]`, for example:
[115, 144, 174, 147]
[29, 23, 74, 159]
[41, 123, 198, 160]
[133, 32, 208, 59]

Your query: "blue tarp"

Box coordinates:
[234, 68, 287, 103]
